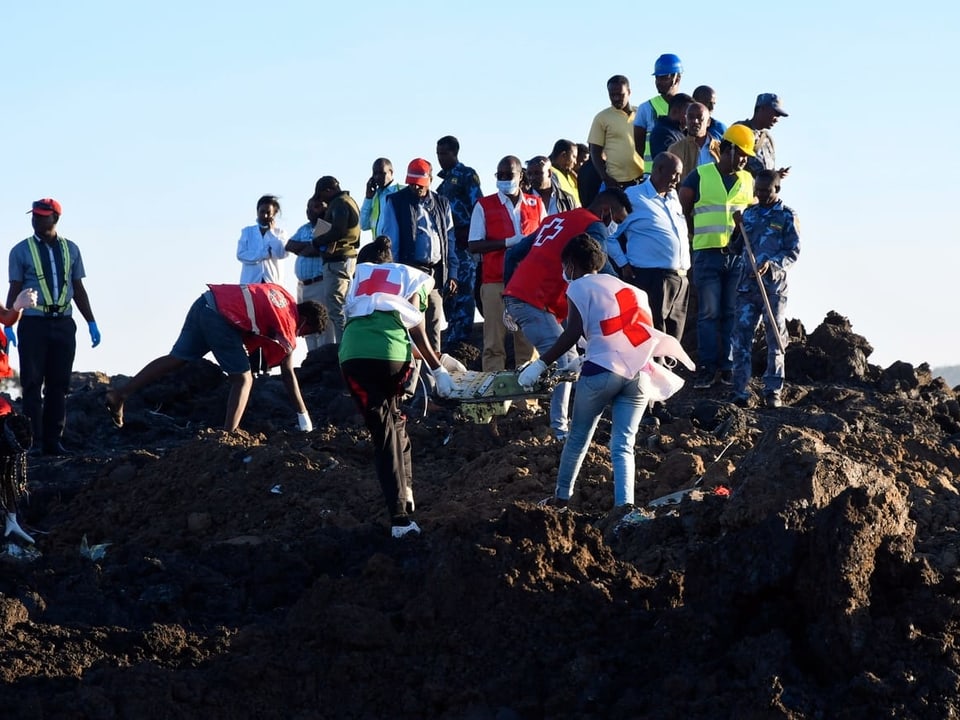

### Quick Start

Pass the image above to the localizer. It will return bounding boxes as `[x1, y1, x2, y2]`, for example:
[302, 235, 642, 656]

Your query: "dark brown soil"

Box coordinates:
[2, 311, 959, 719]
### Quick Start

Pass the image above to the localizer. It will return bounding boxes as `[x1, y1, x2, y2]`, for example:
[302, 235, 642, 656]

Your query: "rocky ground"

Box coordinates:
[1, 311, 959, 719]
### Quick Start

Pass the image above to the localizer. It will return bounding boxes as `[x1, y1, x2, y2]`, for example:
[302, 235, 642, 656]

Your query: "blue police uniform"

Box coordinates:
[437, 162, 482, 345]
[730, 199, 800, 402]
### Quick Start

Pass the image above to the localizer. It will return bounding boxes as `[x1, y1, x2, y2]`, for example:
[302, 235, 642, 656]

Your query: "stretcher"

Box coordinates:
[447, 367, 577, 423]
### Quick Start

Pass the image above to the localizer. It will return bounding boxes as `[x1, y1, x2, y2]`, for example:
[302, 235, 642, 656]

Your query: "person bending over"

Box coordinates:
[105, 284, 326, 432]
[518, 234, 693, 507]
[339, 236, 462, 538]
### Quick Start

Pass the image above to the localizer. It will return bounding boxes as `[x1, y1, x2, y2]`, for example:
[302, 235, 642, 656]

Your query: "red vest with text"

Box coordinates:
[503, 207, 600, 320]
[478, 193, 543, 284]
[208, 283, 299, 369]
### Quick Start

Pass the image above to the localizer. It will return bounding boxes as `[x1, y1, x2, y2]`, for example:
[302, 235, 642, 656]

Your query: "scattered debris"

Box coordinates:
[79, 534, 111, 561]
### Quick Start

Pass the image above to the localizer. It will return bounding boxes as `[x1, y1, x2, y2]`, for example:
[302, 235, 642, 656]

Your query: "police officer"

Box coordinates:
[730, 171, 800, 408]
[435, 135, 482, 346]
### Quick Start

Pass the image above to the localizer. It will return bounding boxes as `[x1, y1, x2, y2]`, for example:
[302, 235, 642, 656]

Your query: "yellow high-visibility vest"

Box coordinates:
[691, 163, 754, 250]
[642, 95, 669, 174]
[26, 236, 72, 309]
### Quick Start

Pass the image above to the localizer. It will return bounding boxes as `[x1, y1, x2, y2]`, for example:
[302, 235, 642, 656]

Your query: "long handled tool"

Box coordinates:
[732, 211, 786, 353]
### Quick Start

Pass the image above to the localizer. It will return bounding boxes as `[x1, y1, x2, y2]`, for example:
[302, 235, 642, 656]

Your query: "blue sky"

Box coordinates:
[1, 1, 956, 375]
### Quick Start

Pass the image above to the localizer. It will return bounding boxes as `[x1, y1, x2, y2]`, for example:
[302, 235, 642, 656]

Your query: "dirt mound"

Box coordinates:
[1, 312, 959, 719]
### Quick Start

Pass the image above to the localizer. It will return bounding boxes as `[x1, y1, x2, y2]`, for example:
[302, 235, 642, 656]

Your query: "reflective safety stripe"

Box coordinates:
[691, 163, 753, 250]
[694, 224, 732, 235]
[693, 204, 728, 215]
[240, 285, 260, 334]
[642, 96, 670, 173]
[26, 236, 72, 308]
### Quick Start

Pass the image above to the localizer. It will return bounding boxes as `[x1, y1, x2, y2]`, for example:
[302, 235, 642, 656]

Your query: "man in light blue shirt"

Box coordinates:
[285, 197, 334, 349]
[607, 151, 690, 341]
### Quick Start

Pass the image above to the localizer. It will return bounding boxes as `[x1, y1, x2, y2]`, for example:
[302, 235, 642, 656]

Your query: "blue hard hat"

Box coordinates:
[652, 53, 683, 76]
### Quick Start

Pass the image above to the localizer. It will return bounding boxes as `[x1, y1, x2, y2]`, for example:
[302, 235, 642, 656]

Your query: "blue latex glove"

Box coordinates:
[88, 321, 101, 348]
[3, 326, 16, 348]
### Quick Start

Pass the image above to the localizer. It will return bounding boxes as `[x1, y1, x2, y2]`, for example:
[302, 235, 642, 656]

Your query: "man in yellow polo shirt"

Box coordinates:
[587, 75, 645, 190]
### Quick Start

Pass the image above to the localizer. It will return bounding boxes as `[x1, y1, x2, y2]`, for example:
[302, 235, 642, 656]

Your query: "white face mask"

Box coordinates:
[601, 210, 618, 236]
[497, 179, 520, 195]
[562, 268, 572, 283]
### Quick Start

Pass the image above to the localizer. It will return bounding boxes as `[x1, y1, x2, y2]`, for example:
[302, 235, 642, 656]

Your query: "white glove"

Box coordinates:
[504, 234, 522, 248]
[439, 353, 467, 373]
[502, 308, 519, 332]
[559, 353, 583, 374]
[297, 412, 313, 432]
[431, 366, 456, 398]
[517, 359, 547, 388]
[12, 289, 38, 311]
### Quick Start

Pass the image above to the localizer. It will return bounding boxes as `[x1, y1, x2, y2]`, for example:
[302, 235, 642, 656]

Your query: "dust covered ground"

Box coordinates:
[2, 311, 960, 719]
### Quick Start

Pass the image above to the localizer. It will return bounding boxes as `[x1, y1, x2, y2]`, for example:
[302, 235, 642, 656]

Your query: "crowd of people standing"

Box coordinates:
[270, 52, 800, 526]
[270, 53, 799, 411]
[2, 53, 801, 539]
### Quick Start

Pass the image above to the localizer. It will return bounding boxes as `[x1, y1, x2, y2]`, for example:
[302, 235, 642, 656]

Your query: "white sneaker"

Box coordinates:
[391, 521, 421, 539]
[5, 513, 35, 545]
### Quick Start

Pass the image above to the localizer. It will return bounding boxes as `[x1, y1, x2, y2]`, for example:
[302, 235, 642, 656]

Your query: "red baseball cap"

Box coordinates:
[405, 158, 432, 187]
[28, 198, 62, 216]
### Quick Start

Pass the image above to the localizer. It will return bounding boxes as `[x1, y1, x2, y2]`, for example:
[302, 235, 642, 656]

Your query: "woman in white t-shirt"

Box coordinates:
[518, 234, 693, 507]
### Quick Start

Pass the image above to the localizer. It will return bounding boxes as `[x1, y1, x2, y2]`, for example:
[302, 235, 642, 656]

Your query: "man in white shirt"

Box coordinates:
[467, 155, 545, 371]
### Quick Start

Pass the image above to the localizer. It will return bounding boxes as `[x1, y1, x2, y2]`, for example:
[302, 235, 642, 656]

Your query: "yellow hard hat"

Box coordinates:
[722, 125, 756, 157]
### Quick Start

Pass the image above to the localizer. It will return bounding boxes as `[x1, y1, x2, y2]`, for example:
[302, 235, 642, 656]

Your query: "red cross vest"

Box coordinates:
[208, 283, 299, 369]
[344, 262, 435, 329]
[503, 207, 600, 320]
[477, 193, 544, 284]
[566, 273, 695, 396]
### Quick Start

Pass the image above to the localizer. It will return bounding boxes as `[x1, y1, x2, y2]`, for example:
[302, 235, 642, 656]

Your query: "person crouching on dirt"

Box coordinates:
[518, 234, 694, 508]
[730, 170, 800, 409]
[0, 287, 40, 543]
[104, 284, 326, 433]
[339, 236, 463, 539]
[0, 398, 35, 544]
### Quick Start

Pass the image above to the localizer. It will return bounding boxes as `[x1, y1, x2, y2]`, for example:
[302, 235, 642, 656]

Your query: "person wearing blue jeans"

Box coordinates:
[678, 125, 756, 389]
[503, 296, 577, 440]
[504, 189, 634, 441]
[557, 367, 651, 506]
[517, 234, 693, 507]
[691, 248, 742, 384]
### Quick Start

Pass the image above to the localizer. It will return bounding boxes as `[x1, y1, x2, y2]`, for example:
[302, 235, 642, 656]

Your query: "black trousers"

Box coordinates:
[340, 358, 414, 524]
[629, 267, 690, 342]
[17, 315, 77, 448]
